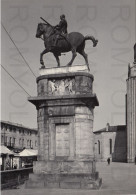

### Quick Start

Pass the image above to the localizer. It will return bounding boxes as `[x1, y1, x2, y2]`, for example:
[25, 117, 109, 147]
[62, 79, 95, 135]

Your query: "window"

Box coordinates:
[19, 138, 22, 145]
[5, 136, 7, 143]
[98, 140, 101, 154]
[27, 140, 29, 146]
[9, 127, 12, 132]
[13, 138, 16, 145]
[9, 137, 12, 144]
[1, 135, 4, 144]
[109, 139, 112, 154]
[22, 139, 24, 146]
[1, 124, 3, 129]
[35, 141, 37, 146]
[13, 128, 16, 133]
[30, 140, 32, 148]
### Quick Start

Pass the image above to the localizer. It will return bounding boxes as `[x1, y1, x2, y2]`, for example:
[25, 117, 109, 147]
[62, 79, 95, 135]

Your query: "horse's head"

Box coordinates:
[36, 23, 54, 39]
[36, 23, 46, 38]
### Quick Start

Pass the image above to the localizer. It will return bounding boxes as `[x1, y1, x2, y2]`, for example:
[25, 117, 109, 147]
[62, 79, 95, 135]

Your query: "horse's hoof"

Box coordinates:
[40, 60, 44, 65]
[86, 64, 90, 71]
[67, 64, 72, 67]
[93, 40, 98, 47]
[41, 65, 45, 69]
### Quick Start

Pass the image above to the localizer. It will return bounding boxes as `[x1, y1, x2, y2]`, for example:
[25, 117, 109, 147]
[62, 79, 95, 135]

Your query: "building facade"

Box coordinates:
[127, 63, 136, 163]
[94, 123, 127, 162]
[1, 121, 38, 152]
[94, 58, 136, 163]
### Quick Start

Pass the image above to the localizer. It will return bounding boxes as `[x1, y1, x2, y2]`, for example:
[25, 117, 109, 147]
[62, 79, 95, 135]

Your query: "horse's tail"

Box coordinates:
[84, 35, 98, 47]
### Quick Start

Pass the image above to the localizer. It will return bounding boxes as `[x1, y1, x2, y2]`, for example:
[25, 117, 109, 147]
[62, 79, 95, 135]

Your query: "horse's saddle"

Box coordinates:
[56, 33, 68, 42]
[51, 33, 70, 50]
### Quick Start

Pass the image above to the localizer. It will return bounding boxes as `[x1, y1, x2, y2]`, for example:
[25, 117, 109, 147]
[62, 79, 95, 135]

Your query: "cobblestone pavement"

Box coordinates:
[2, 162, 136, 195]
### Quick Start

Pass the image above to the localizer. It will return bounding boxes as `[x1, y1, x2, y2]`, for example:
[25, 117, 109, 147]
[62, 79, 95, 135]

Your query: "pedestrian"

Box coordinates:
[107, 157, 110, 165]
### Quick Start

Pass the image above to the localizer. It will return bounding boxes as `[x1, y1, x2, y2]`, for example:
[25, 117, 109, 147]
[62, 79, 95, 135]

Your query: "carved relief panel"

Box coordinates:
[48, 78, 75, 95]
[37, 79, 48, 96]
[37, 75, 93, 97]
[75, 76, 93, 94]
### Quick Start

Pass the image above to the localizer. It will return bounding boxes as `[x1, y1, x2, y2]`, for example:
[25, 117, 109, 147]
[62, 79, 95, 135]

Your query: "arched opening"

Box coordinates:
[98, 140, 101, 154]
[109, 139, 112, 154]
[1, 135, 4, 144]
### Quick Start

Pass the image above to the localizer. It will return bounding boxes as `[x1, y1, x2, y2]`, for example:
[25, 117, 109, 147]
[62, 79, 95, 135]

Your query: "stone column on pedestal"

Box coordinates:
[127, 63, 136, 163]
[26, 65, 102, 189]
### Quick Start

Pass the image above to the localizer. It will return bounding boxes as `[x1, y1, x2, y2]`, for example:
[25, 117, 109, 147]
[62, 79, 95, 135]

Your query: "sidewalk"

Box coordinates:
[2, 162, 136, 195]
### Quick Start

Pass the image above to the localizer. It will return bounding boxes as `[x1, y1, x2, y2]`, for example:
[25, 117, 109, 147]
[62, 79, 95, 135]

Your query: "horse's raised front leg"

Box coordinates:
[67, 48, 77, 66]
[40, 48, 49, 68]
[53, 53, 60, 67]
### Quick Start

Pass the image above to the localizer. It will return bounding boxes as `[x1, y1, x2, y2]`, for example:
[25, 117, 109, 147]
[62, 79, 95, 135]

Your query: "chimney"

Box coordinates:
[106, 123, 110, 131]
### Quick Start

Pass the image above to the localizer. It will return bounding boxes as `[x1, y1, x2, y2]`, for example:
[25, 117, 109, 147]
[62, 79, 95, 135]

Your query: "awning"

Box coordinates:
[0, 146, 14, 155]
[19, 149, 38, 157]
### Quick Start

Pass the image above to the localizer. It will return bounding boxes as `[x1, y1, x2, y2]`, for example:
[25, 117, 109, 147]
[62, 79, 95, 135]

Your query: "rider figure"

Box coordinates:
[53, 14, 68, 47]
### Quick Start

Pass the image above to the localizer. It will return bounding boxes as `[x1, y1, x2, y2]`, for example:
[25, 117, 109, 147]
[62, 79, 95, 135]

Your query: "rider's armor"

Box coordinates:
[53, 14, 68, 47]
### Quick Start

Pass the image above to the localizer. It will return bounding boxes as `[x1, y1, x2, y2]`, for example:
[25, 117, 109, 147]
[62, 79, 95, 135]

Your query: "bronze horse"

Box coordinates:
[36, 23, 98, 70]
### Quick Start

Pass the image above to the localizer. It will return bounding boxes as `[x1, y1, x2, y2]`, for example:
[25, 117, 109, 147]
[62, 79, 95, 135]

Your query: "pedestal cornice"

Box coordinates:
[28, 93, 99, 107]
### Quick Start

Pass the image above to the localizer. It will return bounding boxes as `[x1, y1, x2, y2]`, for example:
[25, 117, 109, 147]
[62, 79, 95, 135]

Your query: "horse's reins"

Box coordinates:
[39, 23, 68, 55]
[39, 23, 55, 42]
[40, 36, 44, 41]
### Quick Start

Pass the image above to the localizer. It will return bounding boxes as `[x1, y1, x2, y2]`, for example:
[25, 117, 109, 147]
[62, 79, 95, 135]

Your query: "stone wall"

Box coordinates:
[112, 129, 127, 162]
[75, 106, 94, 160]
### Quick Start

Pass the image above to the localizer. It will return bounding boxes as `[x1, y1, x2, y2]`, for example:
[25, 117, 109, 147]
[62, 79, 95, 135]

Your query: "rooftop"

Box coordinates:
[94, 124, 126, 133]
[1, 120, 38, 132]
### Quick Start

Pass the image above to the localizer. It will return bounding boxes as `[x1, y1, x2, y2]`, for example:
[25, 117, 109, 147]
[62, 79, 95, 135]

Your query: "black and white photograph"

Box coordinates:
[1, 0, 136, 194]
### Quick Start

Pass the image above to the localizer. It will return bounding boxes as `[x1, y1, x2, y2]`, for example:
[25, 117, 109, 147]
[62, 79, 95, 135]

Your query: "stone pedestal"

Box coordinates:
[26, 65, 102, 189]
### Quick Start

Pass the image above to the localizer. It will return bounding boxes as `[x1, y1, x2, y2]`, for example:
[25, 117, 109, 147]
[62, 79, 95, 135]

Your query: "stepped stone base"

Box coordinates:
[26, 172, 102, 189]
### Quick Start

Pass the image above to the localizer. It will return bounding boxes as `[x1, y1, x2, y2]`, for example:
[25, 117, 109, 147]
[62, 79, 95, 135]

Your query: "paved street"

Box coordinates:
[2, 162, 136, 195]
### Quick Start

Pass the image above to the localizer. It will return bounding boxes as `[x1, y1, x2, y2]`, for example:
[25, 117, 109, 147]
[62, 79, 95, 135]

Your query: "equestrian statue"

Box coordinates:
[36, 15, 98, 71]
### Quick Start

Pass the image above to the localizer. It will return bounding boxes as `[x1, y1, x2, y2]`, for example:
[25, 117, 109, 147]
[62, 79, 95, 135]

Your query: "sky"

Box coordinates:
[1, 0, 136, 131]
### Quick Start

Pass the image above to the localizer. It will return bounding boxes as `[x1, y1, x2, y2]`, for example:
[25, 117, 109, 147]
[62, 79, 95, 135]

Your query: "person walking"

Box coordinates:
[107, 157, 110, 165]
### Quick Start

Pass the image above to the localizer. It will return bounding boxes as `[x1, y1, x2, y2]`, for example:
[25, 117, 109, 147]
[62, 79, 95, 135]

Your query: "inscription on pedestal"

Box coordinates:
[56, 124, 70, 157]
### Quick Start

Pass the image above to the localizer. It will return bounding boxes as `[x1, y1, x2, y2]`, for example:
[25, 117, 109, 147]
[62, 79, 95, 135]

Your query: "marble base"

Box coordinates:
[39, 65, 89, 76]
[33, 160, 96, 174]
